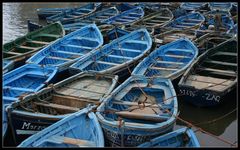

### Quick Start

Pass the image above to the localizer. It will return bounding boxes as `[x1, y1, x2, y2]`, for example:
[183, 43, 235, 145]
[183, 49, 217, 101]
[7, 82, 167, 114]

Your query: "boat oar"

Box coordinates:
[115, 111, 169, 122]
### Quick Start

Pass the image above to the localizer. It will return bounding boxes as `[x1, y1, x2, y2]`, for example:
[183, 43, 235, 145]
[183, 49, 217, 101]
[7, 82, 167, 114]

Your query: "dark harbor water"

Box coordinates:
[2, 3, 238, 148]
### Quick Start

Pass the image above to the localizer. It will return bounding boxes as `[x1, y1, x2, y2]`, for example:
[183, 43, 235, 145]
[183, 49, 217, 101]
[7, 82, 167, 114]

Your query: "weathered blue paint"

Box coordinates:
[3, 64, 57, 137]
[46, 3, 101, 23]
[7, 72, 118, 145]
[37, 7, 73, 19]
[180, 3, 207, 11]
[18, 107, 104, 147]
[63, 7, 119, 33]
[164, 12, 205, 30]
[102, 7, 144, 26]
[26, 24, 103, 72]
[96, 76, 178, 147]
[132, 38, 198, 81]
[209, 2, 232, 12]
[70, 28, 152, 78]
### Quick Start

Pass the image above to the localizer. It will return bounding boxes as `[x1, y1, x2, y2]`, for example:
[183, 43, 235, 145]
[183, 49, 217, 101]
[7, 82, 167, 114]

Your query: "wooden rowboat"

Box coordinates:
[37, 7, 73, 19]
[163, 12, 205, 30]
[46, 3, 101, 23]
[209, 2, 232, 12]
[3, 64, 57, 137]
[180, 3, 207, 12]
[132, 38, 198, 81]
[26, 24, 103, 72]
[101, 7, 144, 26]
[124, 8, 173, 35]
[69, 28, 152, 79]
[7, 72, 118, 145]
[96, 76, 178, 147]
[18, 107, 104, 147]
[63, 7, 119, 33]
[178, 37, 237, 107]
[3, 22, 65, 73]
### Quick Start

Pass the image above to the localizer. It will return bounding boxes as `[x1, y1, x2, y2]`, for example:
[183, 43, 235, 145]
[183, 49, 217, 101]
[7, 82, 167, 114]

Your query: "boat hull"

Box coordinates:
[178, 85, 234, 107]
[101, 122, 174, 147]
[8, 111, 60, 145]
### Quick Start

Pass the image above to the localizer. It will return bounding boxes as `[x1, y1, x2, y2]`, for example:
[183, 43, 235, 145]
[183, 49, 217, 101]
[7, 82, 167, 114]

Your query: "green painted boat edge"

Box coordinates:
[3, 21, 65, 62]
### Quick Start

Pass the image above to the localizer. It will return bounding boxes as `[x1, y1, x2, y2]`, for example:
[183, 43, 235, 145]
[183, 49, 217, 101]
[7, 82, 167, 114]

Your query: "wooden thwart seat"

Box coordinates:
[165, 54, 191, 59]
[48, 136, 96, 147]
[62, 44, 93, 50]
[34, 102, 80, 112]
[205, 60, 237, 67]
[54, 50, 84, 56]
[214, 52, 237, 57]
[156, 60, 184, 65]
[97, 60, 119, 66]
[150, 66, 178, 71]
[108, 54, 132, 60]
[17, 45, 37, 50]
[199, 67, 236, 77]
[4, 51, 22, 55]
[47, 56, 72, 61]
[167, 48, 193, 53]
[187, 75, 232, 86]
[113, 47, 141, 53]
[28, 40, 50, 45]
[38, 34, 61, 38]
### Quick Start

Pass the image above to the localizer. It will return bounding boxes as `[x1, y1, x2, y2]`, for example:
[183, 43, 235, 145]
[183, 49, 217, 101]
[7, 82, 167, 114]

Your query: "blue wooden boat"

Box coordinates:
[209, 2, 232, 12]
[137, 127, 200, 147]
[3, 22, 65, 73]
[101, 7, 144, 26]
[96, 76, 178, 147]
[26, 24, 103, 72]
[3, 64, 57, 105]
[132, 38, 198, 81]
[178, 38, 237, 107]
[3, 64, 57, 137]
[180, 3, 207, 12]
[18, 107, 104, 147]
[62, 6, 119, 25]
[3, 59, 14, 74]
[69, 28, 152, 78]
[37, 7, 73, 19]
[164, 12, 205, 30]
[63, 7, 119, 33]
[46, 3, 101, 23]
[7, 72, 118, 145]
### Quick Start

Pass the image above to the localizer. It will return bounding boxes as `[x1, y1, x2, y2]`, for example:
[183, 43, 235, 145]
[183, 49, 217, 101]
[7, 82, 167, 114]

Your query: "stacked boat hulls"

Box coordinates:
[3, 2, 238, 148]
